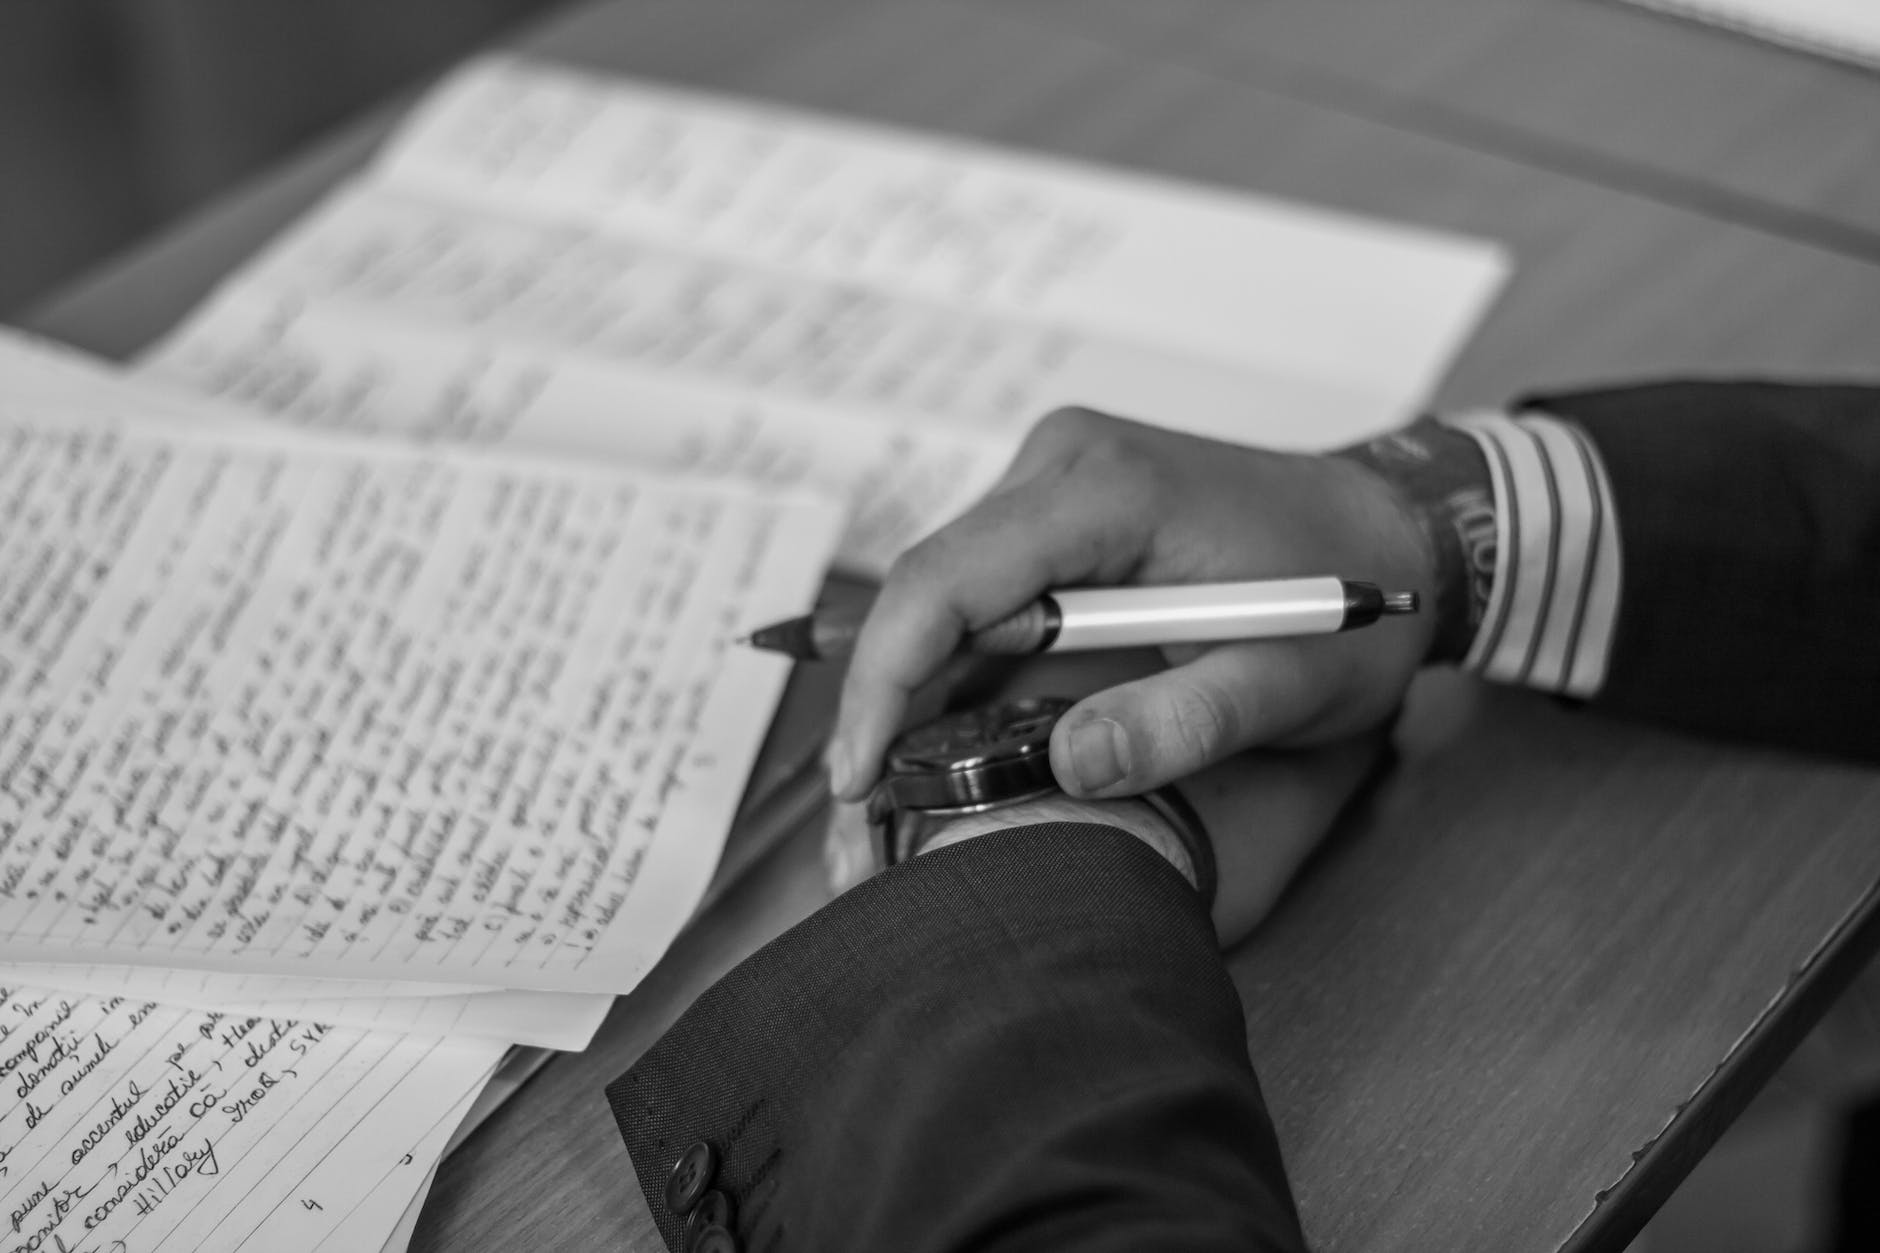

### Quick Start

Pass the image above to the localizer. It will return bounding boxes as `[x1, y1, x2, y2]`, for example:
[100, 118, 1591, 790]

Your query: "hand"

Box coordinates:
[912, 735, 1389, 948]
[826, 408, 1435, 802]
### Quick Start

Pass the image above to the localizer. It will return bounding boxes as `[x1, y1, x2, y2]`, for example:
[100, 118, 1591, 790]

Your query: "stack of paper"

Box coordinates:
[5, 55, 1509, 1251]
[141, 55, 1509, 577]
[0, 330, 841, 1250]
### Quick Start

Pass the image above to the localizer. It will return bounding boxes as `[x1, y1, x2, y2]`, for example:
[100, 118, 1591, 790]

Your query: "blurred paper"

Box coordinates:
[1622, 0, 1880, 70]
[143, 56, 1509, 577]
[0, 385, 841, 993]
[379, 56, 1507, 401]
[0, 964, 609, 1049]
[0, 985, 503, 1253]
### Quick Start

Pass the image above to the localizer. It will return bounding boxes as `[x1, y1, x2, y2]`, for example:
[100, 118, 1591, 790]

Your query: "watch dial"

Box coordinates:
[889, 696, 1073, 771]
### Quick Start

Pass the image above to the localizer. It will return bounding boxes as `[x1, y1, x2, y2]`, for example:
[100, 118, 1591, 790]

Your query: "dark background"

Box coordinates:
[0, 0, 560, 315]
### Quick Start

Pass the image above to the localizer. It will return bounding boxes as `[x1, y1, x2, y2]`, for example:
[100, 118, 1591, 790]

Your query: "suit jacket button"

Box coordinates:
[665, 1141, 719, 1216]
[684, 1190, 735, 1249]
[687, 1225, 738, 1253]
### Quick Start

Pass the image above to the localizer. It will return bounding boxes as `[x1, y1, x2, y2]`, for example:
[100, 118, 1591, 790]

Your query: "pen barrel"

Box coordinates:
[1044, 577, 1354, 652]
[967, 600, 1059, 654]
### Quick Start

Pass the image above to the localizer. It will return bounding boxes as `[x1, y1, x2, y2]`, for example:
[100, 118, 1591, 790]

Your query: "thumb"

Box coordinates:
[1048, 644, 1327, 797]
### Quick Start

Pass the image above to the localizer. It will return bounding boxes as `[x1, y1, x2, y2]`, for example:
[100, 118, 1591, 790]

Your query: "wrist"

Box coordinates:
[920, 794, 1198, 890]
[1332, 417, 1495, 664]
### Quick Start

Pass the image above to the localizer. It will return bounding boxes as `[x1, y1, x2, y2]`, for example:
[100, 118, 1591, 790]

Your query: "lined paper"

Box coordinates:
[143, 56, 1509, 577]
[0, 984, 503, 1253]
[0, 406, 841, 992]
[143, 282, 1009, 577]
[378, 56, 1507, 395]
[0, 964, 609, 1050]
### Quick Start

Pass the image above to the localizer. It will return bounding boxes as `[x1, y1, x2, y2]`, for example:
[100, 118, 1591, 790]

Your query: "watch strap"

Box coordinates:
[1139, 784, 1216, 909]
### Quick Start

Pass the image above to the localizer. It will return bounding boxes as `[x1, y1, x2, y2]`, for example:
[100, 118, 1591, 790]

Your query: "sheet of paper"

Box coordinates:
[367, 1045, 554, 1253]
[378, 56, 1509, 405]
[0, 333, 248, 431]
[141, 282, 1013, 577]
[0, 965, 609, 1050]
[163, 182, 1413, 447]
[1622, 0, 1880, 70]
[141, 56, 1507, 582]
[0, 395, 842, 993]
[377, 1161, 434, 1253]
[139, 183, 1453, 573]
[0, 985, 503, 1253]
[332, 1093, 462, 1253]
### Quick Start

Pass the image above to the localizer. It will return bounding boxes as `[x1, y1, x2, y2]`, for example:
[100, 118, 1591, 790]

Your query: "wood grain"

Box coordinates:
[989, 0, 1880, 245]
[16, 2, 1880, 1250]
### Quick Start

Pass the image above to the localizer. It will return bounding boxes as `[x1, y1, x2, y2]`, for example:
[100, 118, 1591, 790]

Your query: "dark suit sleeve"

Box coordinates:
[606, 823, 1305, 1253]
[1524, 382, 1880, 761]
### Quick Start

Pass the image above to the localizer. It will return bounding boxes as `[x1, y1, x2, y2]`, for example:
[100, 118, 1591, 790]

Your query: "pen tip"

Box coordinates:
[744, 614, 823, 660]
[1382, 591, 1420, 615]
[732, 634, 751, 646]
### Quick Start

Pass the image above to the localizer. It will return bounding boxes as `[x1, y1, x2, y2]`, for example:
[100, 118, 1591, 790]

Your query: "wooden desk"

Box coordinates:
[21, 2, 1880, 1250]
[994, 0, 1880, 244]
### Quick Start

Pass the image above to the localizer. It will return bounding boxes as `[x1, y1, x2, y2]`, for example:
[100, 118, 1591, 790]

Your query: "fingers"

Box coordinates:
[1192, 733, 1388, 946]
[828, 485, 1148, 799]
[981, 405, 1120, 496]
[827, 447, 1155, 799]
[1048, 642, 1336, 797]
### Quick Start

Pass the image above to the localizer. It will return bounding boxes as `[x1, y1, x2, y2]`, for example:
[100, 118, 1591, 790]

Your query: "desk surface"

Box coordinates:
[22, 2, 1880, 1251]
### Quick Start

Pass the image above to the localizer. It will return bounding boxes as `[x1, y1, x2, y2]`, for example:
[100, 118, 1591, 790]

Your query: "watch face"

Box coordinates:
[886, 695, 1073, 774]
[871, 696, 1074, 857]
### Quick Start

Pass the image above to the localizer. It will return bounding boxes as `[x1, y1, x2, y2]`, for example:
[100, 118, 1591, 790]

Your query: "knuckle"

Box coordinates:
[1160, 680, 1240, 764]
[1030, 406, 1122, 457]
[1033, 405, 1106, 440]
[880, 544, 951, 616]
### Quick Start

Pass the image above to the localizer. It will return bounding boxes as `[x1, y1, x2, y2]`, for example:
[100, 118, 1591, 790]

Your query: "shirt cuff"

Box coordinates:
[1440, 410, 1623, 697]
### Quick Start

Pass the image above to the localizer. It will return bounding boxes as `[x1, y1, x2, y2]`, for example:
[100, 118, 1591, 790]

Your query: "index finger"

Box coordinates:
[827, 475, 1151, 800]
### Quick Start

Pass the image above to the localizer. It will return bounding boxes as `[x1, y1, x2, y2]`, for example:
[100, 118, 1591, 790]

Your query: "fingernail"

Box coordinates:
[1065, 717, 1130, 794]
[824, 742, 854, 798]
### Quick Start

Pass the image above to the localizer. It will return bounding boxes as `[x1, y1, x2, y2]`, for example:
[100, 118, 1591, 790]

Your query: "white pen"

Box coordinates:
[741, 576, 1419, 662]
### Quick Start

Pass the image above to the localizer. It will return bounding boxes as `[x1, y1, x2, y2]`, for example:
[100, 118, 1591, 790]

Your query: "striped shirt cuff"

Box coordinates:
[1440, 411, 1623, 697]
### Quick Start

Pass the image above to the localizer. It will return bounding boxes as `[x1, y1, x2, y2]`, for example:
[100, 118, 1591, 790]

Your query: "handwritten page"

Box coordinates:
[166, 184, 1407, 448]
[0, 985, 504, 1253]
[141, 57, 1508, 579]
[378, 56, 1508, 402]
[0, 965, 609, 1051]
[333, 1083, 476, 1253]
[137, 185, 1421, 573]
[368, 1047, 553, 1253]
[142, 283, 1011, 577]
[0, 403, 842, 993]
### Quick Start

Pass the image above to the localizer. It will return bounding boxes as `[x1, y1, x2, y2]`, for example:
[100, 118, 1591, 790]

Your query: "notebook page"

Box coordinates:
[0, 964, 610, 1050]
[141, 282, 1014, 577]
[331, 1083, 473, 1253]
[364, 1045, 554, 1253]
[0, 985, 503, 1253]
[192, 181, 1411, 448]
[139, 182, 1422, 573]
[377, 56, 1508, 406]
[0, 405, 841, 993]
[1622, 0, 1880, 70]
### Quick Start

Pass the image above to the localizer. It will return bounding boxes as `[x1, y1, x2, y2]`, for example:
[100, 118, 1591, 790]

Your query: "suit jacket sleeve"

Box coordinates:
[1525, 382, 1880, 761]
[606, 823, 1306, 1253]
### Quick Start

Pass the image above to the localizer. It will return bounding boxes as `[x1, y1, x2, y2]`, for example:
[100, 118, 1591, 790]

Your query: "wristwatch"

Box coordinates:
[864, 696, 1217, 905]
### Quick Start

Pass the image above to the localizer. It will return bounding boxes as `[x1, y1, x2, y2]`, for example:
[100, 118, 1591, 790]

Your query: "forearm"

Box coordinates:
[1340, 383, 1880, 761]
[1522, 381, 1880, 759]
[610, 825, 1305, 1253]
